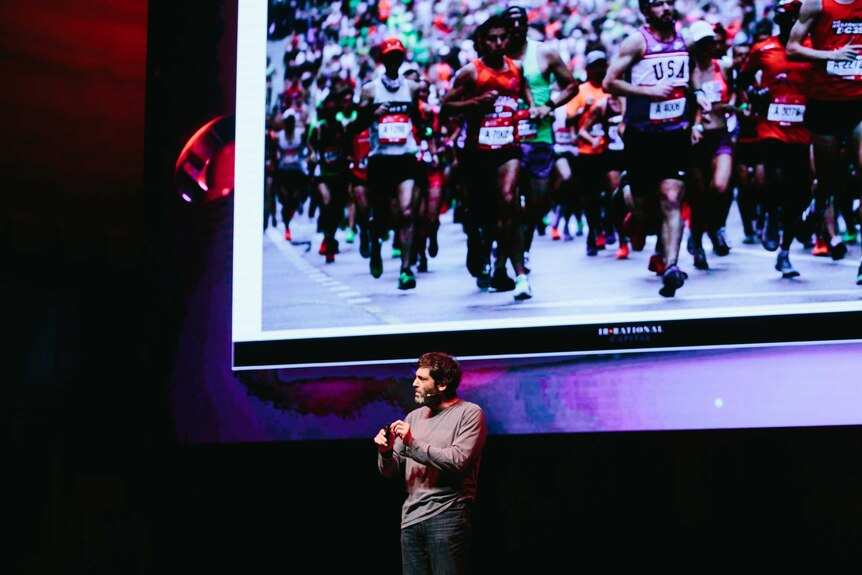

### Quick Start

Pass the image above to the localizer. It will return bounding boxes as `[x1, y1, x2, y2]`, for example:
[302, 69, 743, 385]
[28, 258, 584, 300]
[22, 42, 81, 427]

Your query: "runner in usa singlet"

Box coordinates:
[603, 0, 696, 297]
[624, 25, 692, 133]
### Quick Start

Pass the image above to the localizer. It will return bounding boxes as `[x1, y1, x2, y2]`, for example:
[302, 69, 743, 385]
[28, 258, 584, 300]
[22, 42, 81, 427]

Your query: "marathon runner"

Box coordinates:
[441, 14, 536, 300]
[787, 0, 862, 283]
[356, 37, 423, 290]
[604, 0, 706, 296]
[504, 4, 580, 268]
[740, 0, 815, 277]
[689, 20, 736, 270]
[568, 49, 613, 256]
[307, 92, 350, 263]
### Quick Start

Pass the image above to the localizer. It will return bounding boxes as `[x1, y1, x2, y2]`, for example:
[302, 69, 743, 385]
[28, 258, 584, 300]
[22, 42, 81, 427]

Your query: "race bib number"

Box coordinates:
[649, 96, 686, 121]
[555, 128, 574, 145]
[767, 103, 805, 123]
[378, 114, 411, 144]
[826, 58, 862, 78]
[702, 80, 725, 103]
[280, 152, 299, 167]
[479, 125, 515, 147]
[518, 118, 537, 141]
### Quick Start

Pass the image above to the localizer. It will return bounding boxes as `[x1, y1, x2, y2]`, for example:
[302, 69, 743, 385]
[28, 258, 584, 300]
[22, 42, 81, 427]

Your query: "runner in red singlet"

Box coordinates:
[787, 0, 862, 283]
[441, 15, 536, 300]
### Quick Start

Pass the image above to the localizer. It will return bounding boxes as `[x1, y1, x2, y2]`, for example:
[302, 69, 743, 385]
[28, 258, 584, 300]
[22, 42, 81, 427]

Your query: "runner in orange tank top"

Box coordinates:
[441, 15, 536, 300]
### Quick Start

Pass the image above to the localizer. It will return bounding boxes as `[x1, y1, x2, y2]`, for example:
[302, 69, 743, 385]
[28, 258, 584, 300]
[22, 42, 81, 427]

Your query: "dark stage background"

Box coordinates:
[4, 1, 862, 572]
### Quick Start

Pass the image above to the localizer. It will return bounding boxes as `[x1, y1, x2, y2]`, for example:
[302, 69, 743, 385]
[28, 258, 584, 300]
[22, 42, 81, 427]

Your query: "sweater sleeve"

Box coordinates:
[404, 404, 487, 474]
[377, 438, 404, 478]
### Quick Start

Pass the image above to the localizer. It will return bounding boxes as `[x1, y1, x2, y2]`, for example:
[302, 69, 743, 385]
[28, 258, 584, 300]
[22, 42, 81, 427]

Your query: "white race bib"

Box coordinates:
[555, 128, 574, 145]
[767, 103, 805, 123]
[703, 80, 725, 103]
[518, 118, 537, 140]
[649, 97, 686, 121]
[479, 126, 515, 147]
[378, 114, 411, 144]
[826, 58, 862, 77]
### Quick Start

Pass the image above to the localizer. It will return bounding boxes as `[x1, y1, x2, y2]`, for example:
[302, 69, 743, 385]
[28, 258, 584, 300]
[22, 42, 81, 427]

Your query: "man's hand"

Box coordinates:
[832, 44, 862, 62]
[374, 424, 394, 454]
[647, 82, 675, 100]
[390, 419, 413, 446]
[374, 102, 391, 117]
[474, 90, 499, 109]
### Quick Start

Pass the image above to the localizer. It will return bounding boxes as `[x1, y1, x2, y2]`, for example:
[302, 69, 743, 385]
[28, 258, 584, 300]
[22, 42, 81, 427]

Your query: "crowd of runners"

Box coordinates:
[263, 0, 862, 299]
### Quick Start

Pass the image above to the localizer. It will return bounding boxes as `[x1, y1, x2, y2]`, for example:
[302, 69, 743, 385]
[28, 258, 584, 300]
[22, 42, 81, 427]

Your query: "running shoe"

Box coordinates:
[563, 227, 574, 242]
[761, 216, 779, 252]
[391, 247, 402, 258]
[398, 270, 417, 290]
[615, 242, 629, 260]
[648, 254, 666, 276]
[489, 269, 516, 292]
[604, 229, 617, 246]
[323, 238, 338, 263]
[829, 238, 847, 261]
[710, 229, 731, 256]
[811, 238, 829, 257]
[856, 261, 862, 286]
[742, 233, 756, 245]
[284, 228, 292, 242]
[659, 264, 686, 298]
[586, 238, 598, 256]
[687, 234, 695, 255]
[551, 227, 561, 241]
[370, 240, 383, 279]
[345, 227, 356, 243]
[428, 229, 439, 258]
[843, 229, 858, 244]
[596, 231, 606, 249]
[693, 246, 709, 270]
[575, 217, 584, 236]
[523, 251, 531, 274]
[775, 250, 800, 278]
[513, 274, 532, 300]
[318, 238, 328, 255]
[417, 257, 428, 273]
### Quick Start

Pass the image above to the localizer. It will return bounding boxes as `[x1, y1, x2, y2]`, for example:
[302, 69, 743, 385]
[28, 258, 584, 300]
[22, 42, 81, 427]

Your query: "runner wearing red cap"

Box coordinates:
[356, 37, 423, 290]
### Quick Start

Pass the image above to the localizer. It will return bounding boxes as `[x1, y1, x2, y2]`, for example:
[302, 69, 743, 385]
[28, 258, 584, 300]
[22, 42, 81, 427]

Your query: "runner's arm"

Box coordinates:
[787, 0, 862, 62]
[603, 33, 668, 98]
